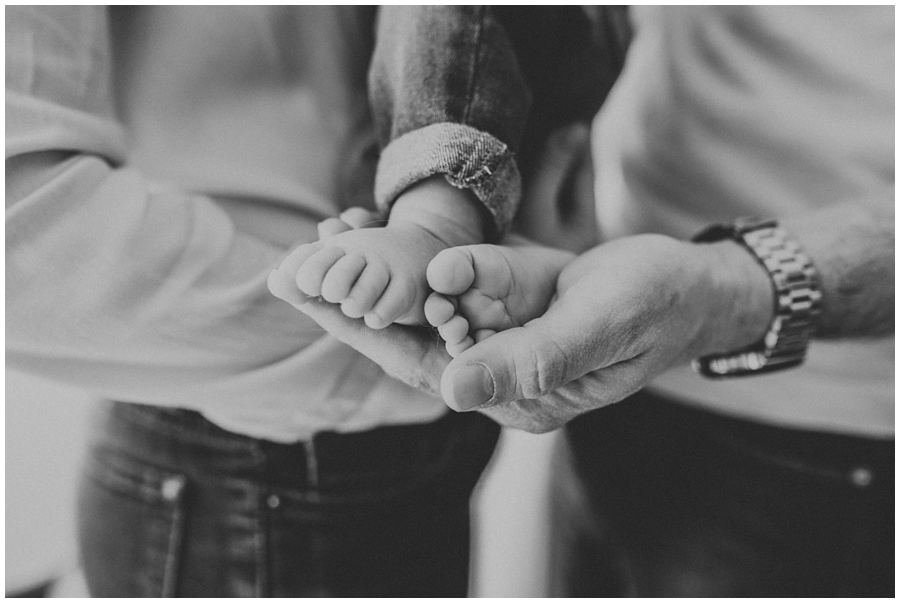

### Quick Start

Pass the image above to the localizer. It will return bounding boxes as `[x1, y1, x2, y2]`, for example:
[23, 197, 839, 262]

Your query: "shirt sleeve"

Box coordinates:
[369, 6, 531, 238]
[5, 6, 335, 415]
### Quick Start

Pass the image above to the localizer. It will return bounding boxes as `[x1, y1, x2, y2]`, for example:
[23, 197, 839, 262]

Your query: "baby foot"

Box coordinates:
[425, 243, 573, 357]
[287, 222, 447, 329]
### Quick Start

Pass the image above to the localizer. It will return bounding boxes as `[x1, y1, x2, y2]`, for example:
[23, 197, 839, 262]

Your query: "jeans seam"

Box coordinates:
[304, 439, 321, 492]
[160, 478, 187, 597]
[255, 492, 266, 597]
[254, 444, 267, 597]
[86, 449, 180, 503]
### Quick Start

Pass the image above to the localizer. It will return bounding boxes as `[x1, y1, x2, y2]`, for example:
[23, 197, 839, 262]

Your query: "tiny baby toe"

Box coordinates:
[457, 290, 509, 331]
[427, 248, 476, 296]
[296, 246, 347, 297]
[438, 315, 470, 345]
[279, 241, 322, 276]
[370, 276, 417, 326]
[344, 262, 390, 317]
[340, 297, 365, 319]
[363, 311, 388, 330]
[424, 292, 457, 327]
[320, 253, 367, 303]
[446, 336, 475, 358]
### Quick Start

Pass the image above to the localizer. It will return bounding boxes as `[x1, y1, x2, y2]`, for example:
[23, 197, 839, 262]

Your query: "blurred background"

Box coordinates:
[6, 369, 560, 597]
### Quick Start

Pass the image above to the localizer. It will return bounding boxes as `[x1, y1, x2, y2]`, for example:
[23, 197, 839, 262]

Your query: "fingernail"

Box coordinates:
[450, 364, 494, 411]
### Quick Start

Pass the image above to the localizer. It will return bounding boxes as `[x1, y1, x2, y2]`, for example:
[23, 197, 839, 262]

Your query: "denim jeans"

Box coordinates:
[77, 401, 499, 597]
[558, 389, 894, 597]
[370, 7, 616, 239]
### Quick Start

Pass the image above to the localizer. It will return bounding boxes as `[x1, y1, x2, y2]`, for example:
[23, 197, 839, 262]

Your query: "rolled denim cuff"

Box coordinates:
[375, 123, 521, 239]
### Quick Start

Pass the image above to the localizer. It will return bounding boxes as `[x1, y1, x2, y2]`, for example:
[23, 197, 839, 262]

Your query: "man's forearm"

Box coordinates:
[689, 198, 894, 363]
[783, 199, 894, 339]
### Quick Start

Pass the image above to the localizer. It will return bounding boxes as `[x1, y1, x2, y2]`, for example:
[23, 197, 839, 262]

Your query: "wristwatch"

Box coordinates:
[691, 218, 822, 378]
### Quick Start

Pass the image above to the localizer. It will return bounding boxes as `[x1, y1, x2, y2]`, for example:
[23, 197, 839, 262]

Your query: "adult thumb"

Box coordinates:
[440, 312, 593, 412]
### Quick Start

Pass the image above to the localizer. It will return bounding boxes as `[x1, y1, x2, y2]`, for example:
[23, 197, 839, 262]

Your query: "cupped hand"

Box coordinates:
[267, 271, 450, 396]
[439, 233, 771, 432]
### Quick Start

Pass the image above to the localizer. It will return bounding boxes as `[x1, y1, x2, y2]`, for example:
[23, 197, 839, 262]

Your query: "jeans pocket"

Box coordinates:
[78, 450, 188, 597]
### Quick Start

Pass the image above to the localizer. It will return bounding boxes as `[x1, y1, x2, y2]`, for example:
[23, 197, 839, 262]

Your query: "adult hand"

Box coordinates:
[272, 230, 772, 433]
[269, 138, 776, 433]
[439, 233, 773, 432]
[268, 273, 449, 395]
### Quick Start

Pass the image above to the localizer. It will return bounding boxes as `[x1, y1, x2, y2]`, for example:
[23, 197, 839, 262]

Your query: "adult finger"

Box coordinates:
[277, 242, 322, 278]
[439, 300, 602, 411]
[473, 357, 650, 433]
[296, 297, 448, 396]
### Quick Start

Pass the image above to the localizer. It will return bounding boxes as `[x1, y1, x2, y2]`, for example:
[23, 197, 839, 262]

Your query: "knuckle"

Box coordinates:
[514, 346, 545, 400]
[514, 338, 569, 399]
[539, 340, 571, 394]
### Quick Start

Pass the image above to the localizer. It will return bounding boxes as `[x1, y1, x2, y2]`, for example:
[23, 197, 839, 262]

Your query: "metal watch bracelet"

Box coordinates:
[691, 219, 822, 378]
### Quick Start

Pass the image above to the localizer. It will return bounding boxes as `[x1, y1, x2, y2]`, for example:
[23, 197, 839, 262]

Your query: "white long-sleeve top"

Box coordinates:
[6, 6, 446, 441]
[593, 6, 894, 437]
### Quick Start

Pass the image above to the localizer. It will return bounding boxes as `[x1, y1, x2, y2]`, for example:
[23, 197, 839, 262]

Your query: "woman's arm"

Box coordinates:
[6, 6, 332, 412]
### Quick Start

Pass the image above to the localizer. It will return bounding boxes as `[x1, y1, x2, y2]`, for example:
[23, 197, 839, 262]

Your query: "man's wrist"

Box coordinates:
[691, 239, 776, 360]
[387, 176, 489, 246]
[691, 219, 825, 377]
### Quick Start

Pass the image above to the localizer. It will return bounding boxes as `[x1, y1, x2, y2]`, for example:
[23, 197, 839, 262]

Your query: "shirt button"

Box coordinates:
[161, 476, 185, 501]
[267, 494, 281, 509]
[849, 467, 873, 488]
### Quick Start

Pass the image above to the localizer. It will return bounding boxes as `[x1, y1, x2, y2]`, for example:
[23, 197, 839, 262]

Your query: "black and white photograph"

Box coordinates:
[6, 5, 894, 597]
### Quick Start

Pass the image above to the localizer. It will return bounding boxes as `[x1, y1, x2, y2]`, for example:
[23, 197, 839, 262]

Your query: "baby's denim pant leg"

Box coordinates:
[77, 401, 500, 597]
